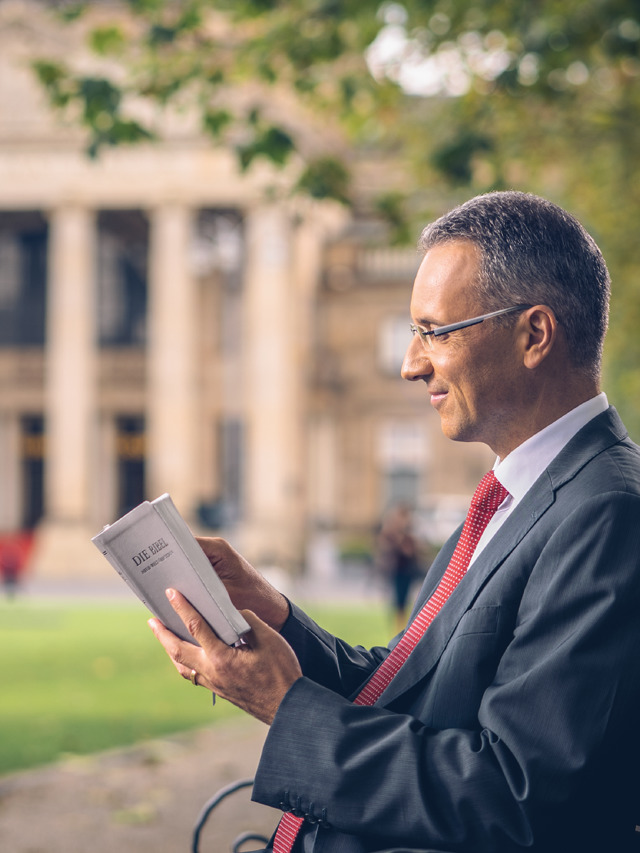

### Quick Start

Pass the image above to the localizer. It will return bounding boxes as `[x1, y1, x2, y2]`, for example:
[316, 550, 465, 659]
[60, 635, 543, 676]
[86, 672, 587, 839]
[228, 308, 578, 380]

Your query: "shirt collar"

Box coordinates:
[494, 393, 609, 504]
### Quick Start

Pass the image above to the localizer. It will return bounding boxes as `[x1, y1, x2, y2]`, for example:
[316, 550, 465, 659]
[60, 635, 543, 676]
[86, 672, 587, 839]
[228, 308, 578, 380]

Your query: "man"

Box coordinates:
[149, 191, 640, 852]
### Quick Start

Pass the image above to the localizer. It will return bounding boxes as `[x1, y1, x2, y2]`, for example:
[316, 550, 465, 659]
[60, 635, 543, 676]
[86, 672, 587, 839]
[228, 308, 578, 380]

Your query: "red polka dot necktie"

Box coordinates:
[272, 471, 509, 852]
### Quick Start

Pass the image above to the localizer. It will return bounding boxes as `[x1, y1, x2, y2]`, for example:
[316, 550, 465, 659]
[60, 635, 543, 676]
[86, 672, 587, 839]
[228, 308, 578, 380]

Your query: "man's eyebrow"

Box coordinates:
[413, 315, 440, 327]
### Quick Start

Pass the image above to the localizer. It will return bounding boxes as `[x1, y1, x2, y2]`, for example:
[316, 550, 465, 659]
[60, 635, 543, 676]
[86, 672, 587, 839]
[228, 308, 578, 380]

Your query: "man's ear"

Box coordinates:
[521, 305, 558, 369]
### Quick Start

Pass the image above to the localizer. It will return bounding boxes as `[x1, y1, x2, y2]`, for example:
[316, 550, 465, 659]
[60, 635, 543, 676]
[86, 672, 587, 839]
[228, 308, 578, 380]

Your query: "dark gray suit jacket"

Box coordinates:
[252, 407, 640, 852]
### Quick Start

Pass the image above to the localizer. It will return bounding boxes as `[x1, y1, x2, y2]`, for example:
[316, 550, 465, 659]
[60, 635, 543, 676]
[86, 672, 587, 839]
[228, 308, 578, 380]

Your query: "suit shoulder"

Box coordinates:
[569, 437, 640, 497]
[548, 408, 640, 496]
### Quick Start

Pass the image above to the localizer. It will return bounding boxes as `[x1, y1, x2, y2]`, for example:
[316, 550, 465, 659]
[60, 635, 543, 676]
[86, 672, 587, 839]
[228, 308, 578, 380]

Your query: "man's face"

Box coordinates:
[402, 240, 524, 457]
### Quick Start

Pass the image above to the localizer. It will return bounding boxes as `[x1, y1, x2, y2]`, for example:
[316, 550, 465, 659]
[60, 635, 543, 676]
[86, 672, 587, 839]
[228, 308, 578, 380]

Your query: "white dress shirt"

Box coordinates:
[469, 392, 609, 565]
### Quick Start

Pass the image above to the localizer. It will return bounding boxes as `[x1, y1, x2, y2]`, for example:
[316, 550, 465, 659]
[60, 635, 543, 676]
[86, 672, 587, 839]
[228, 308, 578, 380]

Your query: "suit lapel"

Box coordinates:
[372, 407, 629, 708]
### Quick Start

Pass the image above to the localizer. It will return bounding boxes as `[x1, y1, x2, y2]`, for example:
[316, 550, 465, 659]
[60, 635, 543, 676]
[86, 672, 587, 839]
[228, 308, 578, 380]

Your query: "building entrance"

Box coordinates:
[20, 415, 44, 529]
[115, 416, 145, 516]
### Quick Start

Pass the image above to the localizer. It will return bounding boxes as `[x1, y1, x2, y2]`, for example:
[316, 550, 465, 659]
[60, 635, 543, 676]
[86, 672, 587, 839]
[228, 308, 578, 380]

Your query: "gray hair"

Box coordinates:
[419, 191, 610, 378]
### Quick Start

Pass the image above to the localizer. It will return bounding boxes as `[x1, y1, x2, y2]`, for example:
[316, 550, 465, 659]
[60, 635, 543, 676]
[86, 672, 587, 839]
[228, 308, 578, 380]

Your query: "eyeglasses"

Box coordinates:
[409, 304, 531, 350]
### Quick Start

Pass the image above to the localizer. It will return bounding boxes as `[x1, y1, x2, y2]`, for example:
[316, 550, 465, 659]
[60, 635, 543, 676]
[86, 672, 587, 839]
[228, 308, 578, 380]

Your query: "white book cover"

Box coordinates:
[91, 494, 250, 646]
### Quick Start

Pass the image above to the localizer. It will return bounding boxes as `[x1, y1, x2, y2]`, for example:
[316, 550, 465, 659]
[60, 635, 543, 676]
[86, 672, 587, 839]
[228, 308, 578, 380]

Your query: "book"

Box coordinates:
[91, 494, 250, 646]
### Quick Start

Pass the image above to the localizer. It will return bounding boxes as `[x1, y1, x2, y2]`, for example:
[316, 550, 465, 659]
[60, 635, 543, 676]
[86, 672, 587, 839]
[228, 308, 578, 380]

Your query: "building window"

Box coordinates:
[192, 209, 244, 287]
[20, 415, 45, 528]
[97, 211, 148, 347]
[377, 419, 428, 511]
[378, 315, 409, 375]
[384, 468, 420, 509]
[192, 209, 244, 357]
[0, 212, 47, 347]
[115, 415, 145, 515]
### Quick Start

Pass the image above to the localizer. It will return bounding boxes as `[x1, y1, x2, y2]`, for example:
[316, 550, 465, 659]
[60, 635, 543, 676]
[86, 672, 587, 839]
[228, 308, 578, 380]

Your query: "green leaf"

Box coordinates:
[86, 118, 156, 159]
[257, 61, 278, 83]
[89, 26, 126, 56]
[55, 3, 87, 23]
[31, 60, 75, 109]
[259, 126, 295, 165]
[374, 191, 411, 245]
[127, 0, 166, 14]
[77, 77, 122, 125]
[110, 118, 156, 144]
[236, 124, 295, 171]
[176, 4, 204, 33]
[430, 132, 493, 186]
[219, 0, 280, 17]
[150, 24, 178, 45]
[31, 60, 67, 88]
[295, 156, 351, 204]
[207, 68, 225, 86]
[202, 108, 233, 138]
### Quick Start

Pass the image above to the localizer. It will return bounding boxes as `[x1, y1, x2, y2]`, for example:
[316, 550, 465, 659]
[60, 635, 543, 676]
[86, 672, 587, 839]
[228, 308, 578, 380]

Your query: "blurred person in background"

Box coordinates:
[375, 503, 422, 632]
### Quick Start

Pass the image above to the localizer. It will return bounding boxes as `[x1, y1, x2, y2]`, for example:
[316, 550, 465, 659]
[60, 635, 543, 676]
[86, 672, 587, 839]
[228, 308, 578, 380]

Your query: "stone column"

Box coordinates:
[305, 414, 341, 583]
[242, 205, 304, 568]
[46, 205, 96, 521]
[146, 203, 198, 515]
[0, 413, 21, 530]
[92, 412, 117, 527]
[32, 204, 103, 576]
[291, 201, 348, 582]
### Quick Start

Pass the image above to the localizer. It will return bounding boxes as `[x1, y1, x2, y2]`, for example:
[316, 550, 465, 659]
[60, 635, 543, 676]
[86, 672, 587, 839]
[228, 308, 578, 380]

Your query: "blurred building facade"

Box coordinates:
[0, 1, 493, 578]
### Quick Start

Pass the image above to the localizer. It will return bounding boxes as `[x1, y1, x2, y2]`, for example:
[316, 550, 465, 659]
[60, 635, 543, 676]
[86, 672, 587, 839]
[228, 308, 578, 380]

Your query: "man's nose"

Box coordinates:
[401, 337, 433, 381]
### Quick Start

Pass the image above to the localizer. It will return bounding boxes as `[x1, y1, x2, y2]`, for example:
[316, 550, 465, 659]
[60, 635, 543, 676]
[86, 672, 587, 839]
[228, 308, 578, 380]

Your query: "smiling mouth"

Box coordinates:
[429, 390, 448, 407]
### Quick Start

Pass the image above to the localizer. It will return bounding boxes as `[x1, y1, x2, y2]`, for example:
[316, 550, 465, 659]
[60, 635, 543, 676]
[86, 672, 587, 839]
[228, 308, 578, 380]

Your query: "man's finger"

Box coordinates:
[238, 608, 274, 644]
[147, 618, 199, 677]
[165, 587, 229, 650]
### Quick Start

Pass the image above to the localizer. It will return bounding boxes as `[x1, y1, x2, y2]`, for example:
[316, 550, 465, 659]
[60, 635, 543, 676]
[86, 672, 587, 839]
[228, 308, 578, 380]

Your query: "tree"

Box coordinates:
[375, 0, 640, 435]
[33, 0, 399, 206]
[33, 0, 640, 435]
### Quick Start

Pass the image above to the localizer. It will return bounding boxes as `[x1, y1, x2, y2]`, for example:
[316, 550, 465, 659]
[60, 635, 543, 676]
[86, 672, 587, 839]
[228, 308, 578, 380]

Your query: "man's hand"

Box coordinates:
[196, 537, 290, 632]
[148, 589, 302, 725]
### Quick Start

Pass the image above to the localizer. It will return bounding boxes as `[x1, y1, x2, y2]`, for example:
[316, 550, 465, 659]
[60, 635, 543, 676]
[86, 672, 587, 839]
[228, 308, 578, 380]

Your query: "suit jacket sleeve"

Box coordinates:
[275, 599, 394, 698]
[252, 487, 640, 852]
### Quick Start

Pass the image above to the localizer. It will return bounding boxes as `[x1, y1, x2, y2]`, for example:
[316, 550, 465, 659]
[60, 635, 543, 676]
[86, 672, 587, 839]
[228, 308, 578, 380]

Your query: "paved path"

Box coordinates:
[0, 718, 274, 853]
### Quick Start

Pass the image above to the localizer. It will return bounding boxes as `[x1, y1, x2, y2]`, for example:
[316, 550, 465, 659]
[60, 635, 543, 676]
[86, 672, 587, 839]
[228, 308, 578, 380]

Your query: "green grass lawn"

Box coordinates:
[0, 596, 389, 776]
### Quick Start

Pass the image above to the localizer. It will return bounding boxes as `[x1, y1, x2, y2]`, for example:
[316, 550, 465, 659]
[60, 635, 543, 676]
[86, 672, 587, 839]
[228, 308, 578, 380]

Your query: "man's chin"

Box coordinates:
[439, 416, 475, 444]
